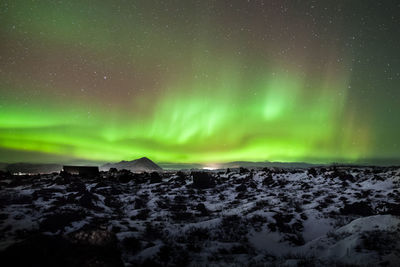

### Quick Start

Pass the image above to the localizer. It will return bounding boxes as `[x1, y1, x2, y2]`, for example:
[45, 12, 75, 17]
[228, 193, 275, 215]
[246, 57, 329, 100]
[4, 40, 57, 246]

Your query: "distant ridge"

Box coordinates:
[158, 161, 320, 170]
[101, 157, 162, 172]
[5, 163, 62, 174]
[223, 161, 320, 169]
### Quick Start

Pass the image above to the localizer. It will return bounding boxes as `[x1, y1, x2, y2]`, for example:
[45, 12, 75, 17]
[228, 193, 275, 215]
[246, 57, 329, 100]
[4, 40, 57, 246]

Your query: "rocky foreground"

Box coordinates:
[0, 167, 400, 266]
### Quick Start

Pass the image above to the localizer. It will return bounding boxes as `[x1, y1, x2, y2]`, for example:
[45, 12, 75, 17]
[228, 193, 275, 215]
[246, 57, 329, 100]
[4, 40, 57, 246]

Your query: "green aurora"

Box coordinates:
[0, 1, 399, 164]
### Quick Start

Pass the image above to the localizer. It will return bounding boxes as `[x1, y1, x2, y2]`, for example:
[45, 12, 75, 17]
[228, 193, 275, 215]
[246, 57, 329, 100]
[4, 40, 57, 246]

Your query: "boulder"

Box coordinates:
[149, 172, 162, 184]
[192, 172, 215, 189]
[340, 201, 374, 216]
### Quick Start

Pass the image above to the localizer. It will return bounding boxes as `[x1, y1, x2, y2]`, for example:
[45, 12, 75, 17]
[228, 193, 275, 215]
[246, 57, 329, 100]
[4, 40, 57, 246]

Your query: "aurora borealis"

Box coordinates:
[0, 1, 399, 165]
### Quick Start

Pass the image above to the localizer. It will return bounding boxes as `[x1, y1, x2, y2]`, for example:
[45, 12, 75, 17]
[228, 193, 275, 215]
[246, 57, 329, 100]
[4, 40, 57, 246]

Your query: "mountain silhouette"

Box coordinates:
[101, 157, 162, 172]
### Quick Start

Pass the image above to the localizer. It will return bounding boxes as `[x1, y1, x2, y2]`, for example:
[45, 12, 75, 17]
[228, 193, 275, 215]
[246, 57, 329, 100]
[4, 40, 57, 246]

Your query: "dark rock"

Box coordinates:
[79, 190, 99, 209]
[40, 210, 87, 233]
[60, 170, 71, 178]
[340, 201, 374, 216]
[269, 212, 295, 233]
[149, 172, 162, 184]
[195, 203, 209, 216]
[133, 209, 150, 220]
[173, 195, 186, 203]
[376, 202, 400, 216]
[192, 172, 215, 189]
[122, 236, 141, 254]
[236, 184, 247, 192]
[134, 197, 147, 209]
[170, 203, 187, 212]
[54, 176, 69, 185]
[172, 211, 193, 221]
[217, 215, 248, 242]
[262, 174, 274, 186]
[0, 170, 12, 180]
[109, 168, 118, 173]
[239, 167, 249, 174]
[117, 171, 134, 183]
[307, 168, 318, 177]
[32, 188, 63, 201]
[176, 171, 186, 183]
[66, 182, 86, 193]
[94, 181, 109, 188]
[0, 233, 123, 267]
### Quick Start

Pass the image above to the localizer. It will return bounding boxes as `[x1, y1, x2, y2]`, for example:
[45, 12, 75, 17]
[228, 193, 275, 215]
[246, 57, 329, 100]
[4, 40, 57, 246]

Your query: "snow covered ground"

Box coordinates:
[0, 166, 399, 266]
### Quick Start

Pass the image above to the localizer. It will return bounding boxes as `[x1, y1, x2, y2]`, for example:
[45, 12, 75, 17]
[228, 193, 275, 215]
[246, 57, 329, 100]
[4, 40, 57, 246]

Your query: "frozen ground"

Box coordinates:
[0, 166, 399, 266]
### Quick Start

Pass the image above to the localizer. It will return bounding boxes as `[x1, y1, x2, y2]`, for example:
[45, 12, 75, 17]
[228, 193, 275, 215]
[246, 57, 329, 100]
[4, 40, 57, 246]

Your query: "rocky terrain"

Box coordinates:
[0, 166, 399, 266]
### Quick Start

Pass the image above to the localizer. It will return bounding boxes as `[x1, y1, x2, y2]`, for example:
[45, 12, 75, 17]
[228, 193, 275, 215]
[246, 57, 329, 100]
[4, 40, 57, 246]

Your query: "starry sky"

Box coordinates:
[0, 0, 399, 165]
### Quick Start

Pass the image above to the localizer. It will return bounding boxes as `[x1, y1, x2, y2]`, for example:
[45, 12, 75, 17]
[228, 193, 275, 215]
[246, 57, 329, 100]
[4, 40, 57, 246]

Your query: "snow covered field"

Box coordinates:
[0, 166, 399, 266]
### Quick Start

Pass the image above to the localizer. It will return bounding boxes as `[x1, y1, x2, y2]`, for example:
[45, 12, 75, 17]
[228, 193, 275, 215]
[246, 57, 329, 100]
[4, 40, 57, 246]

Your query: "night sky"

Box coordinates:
[0, 0, 399, 165]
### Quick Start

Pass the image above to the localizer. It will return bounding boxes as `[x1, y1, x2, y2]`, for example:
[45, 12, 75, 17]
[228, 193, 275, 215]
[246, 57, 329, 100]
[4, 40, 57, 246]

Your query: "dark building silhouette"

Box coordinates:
[62, 166, 99, 176]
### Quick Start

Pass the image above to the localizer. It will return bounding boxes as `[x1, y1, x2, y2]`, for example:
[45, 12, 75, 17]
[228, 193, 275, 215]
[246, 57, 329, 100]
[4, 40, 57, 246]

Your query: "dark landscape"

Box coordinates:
[1, 165, 399, 266]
